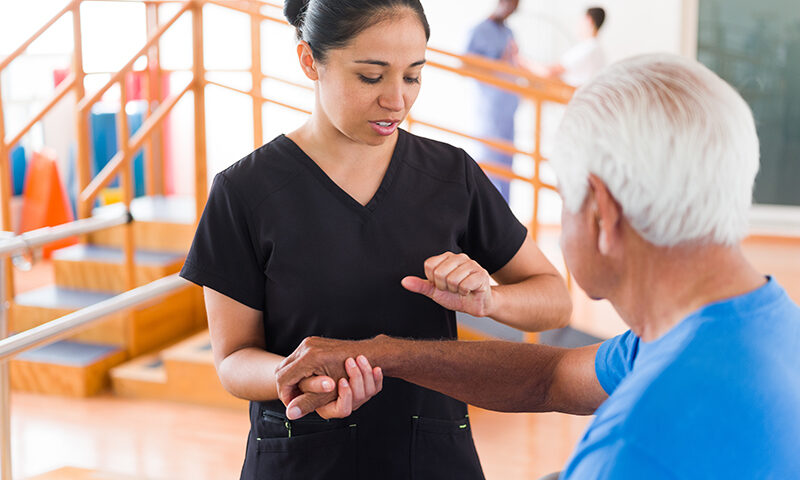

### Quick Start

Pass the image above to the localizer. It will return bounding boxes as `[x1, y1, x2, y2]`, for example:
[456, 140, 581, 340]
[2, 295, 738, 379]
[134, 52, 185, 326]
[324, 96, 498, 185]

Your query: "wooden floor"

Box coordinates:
[10, 391, 591, 480]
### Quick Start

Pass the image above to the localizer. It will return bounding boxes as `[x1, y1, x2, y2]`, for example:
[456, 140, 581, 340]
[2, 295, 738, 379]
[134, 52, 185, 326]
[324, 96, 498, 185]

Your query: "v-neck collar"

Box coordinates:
[280, 130, 406, 215]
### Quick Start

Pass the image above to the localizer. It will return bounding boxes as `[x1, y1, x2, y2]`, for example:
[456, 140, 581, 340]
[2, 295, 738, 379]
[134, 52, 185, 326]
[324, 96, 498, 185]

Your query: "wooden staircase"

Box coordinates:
[111, 330, 247, 409]
[9, 195, 206, 397]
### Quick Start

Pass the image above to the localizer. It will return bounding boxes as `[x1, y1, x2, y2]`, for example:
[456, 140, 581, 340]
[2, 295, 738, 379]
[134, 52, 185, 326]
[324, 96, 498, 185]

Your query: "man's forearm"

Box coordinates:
[365, 336, 565, 413]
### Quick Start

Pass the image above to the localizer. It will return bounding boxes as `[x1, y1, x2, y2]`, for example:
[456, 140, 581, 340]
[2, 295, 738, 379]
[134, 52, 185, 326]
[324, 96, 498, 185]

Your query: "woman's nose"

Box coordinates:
[378, 83, 404, 112]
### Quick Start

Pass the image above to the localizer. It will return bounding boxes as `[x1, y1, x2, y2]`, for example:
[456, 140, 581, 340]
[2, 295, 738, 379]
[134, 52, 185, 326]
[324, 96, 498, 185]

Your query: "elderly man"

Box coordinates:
[275, 54, 800, 478]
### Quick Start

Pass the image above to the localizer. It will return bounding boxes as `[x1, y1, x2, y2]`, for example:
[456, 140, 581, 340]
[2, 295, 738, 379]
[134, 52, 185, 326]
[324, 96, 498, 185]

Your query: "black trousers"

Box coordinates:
[240, 401, 485, 480]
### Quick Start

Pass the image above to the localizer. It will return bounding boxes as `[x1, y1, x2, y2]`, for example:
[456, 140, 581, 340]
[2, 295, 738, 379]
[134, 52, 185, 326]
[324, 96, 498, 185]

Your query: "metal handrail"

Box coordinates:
[0, 274, 188, 362]
[0, 209, 190, 480]
[0, 209, 132, 258]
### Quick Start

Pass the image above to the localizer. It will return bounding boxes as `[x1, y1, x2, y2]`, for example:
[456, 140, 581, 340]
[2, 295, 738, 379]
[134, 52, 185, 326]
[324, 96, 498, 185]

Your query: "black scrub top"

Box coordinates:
[180, 129, 527, 480]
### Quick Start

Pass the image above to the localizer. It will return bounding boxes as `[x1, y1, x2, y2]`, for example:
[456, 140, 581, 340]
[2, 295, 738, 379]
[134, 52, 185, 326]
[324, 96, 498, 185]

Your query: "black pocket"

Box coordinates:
[248, 410, 358, 480]
[410, 415, 485, 480]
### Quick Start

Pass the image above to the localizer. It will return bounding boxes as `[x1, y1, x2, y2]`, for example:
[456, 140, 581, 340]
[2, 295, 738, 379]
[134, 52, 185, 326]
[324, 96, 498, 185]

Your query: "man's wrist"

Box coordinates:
[363, 334, 403, 379]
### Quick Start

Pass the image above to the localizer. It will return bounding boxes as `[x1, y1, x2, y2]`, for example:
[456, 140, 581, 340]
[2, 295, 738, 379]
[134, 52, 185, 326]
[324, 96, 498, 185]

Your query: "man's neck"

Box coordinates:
[612, 243, 766, 342]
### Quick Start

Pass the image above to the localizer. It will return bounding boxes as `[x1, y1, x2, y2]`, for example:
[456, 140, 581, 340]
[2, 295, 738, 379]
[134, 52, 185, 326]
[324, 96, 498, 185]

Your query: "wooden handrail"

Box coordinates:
[79, 80, 193, 205]
[76, 2, 191, 113]
[408, 118, 557, 192]
[206, 0, 288, 25]
[206, 79, 312, 115]
[0, 1, 76, 73]
[408, 117, 536, 159]
[429, 46, 570, 90]
[5, 75, 76, 149]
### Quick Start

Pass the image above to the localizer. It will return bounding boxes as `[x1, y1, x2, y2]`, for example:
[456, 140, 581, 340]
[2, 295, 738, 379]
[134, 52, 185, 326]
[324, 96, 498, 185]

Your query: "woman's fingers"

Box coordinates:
[312, 358, 384, 419]
[316, 377, 352, 419]
[447, 262, 480, 295]
[373, 366, 383, 392]
[345, 357, 365, 399]
[357, 355, 376, 396]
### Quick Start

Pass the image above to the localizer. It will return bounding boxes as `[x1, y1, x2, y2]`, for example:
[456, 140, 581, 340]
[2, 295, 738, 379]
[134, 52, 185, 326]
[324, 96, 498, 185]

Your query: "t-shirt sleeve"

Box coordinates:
[179, 172, 266, 311]
[595, 330, 639, 395]
[460, 152, 527, 274]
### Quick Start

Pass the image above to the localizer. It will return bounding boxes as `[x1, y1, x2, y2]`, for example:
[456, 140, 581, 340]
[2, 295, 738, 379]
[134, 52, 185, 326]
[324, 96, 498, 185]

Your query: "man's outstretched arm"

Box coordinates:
[276, 335, 608, 419]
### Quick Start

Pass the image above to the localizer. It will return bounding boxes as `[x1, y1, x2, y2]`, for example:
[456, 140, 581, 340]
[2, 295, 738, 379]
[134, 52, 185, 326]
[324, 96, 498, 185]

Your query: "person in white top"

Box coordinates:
[525, 7, 607, 87]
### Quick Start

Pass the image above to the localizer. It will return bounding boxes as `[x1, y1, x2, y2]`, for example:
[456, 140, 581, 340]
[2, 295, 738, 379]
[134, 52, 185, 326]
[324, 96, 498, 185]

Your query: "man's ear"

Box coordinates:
[297, 41, 319, 81]
[587, 174, 621, 256]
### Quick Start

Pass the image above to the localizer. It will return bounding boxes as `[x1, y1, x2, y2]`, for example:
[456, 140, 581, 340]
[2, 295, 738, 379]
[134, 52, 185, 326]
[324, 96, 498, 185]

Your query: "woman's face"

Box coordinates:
[314, 10, 428, 146]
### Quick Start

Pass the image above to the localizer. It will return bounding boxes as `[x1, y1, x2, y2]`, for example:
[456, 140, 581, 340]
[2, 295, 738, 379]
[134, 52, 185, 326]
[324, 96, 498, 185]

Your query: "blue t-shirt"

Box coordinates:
[563, 277, 800, 479]
[465, 19, 520, 141]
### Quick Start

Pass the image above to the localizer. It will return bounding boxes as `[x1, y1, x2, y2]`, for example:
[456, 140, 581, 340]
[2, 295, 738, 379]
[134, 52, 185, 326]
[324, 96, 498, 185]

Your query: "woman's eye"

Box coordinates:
[404, 77, 420, 84]
[359, 75, 381, 84]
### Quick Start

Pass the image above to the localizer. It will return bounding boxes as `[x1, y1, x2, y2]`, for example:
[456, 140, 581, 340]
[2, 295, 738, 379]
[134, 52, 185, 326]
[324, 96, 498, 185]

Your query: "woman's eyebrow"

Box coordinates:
[353, 59, 427, 67]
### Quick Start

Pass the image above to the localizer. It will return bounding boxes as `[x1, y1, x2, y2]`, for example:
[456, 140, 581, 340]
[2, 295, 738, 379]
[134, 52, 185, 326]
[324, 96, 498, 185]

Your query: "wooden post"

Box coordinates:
[0, 257, 12, 480]
[192, 0, 208, 222]
[0, 36, 12, 475]
[525, 99, 544, 345]
[0, 77, 14, 302]
[117, 78, 136, 292]
[251, 12, 263, 150]
[531, 99, 542, 243]
[145, 1, 164, 196]
[73, 1, 92, 222]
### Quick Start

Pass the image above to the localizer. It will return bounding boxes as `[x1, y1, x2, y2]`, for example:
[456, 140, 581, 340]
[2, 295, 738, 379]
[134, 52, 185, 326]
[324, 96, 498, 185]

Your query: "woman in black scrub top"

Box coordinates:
[179, 0, 572, 478]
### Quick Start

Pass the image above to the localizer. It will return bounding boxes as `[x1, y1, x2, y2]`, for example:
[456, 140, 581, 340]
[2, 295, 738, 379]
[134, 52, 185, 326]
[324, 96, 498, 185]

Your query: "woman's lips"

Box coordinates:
[369, 120, 399, 136]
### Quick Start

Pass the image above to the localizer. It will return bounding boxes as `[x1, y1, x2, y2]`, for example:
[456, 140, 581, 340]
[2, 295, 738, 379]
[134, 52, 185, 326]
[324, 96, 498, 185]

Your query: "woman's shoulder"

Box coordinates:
[215, 134, 303, 197]
[399, 129, 473, 186]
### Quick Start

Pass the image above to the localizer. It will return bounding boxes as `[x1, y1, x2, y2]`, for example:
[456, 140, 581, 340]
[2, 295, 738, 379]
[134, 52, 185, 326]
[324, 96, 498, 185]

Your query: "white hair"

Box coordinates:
[551, 53, 760, 247]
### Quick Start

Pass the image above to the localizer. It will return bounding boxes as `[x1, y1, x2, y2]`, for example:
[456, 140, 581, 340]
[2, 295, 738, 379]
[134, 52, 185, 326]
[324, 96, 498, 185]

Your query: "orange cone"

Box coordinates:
[19, 149, 78, 257]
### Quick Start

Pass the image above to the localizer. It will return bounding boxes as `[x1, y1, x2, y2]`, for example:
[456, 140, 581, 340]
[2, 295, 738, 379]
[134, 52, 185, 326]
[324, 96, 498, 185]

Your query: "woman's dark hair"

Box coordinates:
[284, 0, 431, 62]
[586, 7, 606, 31]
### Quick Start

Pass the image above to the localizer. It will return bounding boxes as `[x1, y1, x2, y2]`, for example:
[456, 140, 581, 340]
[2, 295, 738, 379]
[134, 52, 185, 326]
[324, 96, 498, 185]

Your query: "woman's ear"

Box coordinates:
[297, 41, 319, 81]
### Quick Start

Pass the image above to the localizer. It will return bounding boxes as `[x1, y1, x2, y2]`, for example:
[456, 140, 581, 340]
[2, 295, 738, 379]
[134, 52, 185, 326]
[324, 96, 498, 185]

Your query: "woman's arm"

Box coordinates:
[205, 287, 382, 409]
[205, 287, 286, 401]
[401, 236, 571, 332]
[489, 235, 572, 330]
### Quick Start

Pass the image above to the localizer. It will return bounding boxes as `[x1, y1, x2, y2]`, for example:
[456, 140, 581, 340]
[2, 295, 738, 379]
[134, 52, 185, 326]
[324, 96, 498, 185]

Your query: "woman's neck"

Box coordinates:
[289, 114, 397, 170]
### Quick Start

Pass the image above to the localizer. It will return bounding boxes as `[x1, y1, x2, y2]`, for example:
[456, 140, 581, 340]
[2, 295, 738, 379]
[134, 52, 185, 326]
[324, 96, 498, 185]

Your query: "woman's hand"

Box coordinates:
[298, 356, 382, 419]
[401, 252, 494, 317]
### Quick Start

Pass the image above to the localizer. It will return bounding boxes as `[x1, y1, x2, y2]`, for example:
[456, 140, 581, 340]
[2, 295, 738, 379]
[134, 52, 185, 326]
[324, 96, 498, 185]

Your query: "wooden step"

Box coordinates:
[89, 196, 196, 252]
[12, 284, 205, 357]
[111, 330, 246, 410]
[12, 287, 127, 345]
[52, 244, 185, 293]
[10, 340, 127, 397]
[161, 331, 246, 409]
[109, 353, 170, 401]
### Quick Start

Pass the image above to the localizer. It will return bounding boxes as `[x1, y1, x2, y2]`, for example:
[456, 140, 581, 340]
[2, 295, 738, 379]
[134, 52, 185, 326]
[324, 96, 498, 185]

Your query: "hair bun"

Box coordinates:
[284, 0, 310, 29]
